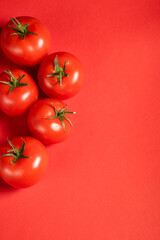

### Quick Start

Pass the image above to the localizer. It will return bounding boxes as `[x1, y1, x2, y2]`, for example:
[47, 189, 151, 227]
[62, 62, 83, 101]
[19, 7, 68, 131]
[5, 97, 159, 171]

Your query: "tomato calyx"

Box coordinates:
[9, 17, 38, 40]
[0, 70, 29, 93]
[47, 55, 69, 85]
[45, 102, 76, 131]
[0, 138, 31, 164]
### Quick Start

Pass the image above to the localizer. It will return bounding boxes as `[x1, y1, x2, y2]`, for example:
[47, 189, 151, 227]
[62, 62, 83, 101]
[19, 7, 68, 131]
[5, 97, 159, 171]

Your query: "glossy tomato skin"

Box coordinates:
[28, 98, 73, 144]
[0, 69, 39, 116]
[1, 16, 51, 66]
[37, 52, 84, 99]
[0, 137, 49, 188]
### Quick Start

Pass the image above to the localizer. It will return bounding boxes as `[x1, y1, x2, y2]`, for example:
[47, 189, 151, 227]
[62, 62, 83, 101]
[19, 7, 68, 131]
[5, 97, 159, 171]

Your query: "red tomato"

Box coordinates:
[37, 52, 84, 99]
[1, 16, 51, 66]
[0, 69, 39, 116]
[28, 98, 76, 144]
[0, 137, 49, 188]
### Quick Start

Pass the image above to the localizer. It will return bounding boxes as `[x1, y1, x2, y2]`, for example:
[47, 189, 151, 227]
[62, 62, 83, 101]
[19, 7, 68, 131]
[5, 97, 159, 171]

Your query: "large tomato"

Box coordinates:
[37, 52, 84, 99]
[28, 98, 76, 144]
[1, 16, 51, 66]
[0, 137, 49, 188]
[0, 69, 39, 116]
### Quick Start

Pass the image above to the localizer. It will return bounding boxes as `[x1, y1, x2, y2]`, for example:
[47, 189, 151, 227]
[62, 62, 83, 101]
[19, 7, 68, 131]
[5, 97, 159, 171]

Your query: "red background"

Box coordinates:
[0, 0, 160, 239]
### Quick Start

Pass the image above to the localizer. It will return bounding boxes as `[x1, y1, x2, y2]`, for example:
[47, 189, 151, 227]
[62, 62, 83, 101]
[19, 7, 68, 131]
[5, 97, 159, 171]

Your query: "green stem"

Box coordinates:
[59, 71, 62, 86]
[0, 138, 31, 164]
[0, 70, 29, 93]
[45, 103, 76, 131]
[9, 17, 38, 40]
[47, 55, 69, 85]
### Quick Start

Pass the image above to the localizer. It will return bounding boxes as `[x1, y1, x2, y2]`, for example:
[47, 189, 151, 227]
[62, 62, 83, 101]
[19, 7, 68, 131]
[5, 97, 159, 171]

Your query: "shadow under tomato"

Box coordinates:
[0, 109, 31, 145]
[0, 178, 17, 193]
[0, 26, 21, 71]
[0, 45, 39, 80]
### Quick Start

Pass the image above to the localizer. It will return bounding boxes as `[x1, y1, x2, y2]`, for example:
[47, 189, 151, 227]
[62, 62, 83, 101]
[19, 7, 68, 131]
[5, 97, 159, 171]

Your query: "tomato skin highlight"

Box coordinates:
[1, 16, 51, 66]
[0, 137, 49, 188]
[37, 52, 84, 99]
[0, 69, 39, 116]
[28, 98, 74, 144]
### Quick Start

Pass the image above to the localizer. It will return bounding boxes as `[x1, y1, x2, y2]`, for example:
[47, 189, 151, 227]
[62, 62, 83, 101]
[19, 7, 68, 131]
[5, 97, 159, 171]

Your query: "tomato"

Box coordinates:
[0, 69, 39, 116]
[1, 16, 51, 66]
[37, 52, 84, 99]
[28, 98, 76, 144]
[0, 137, 48, 188]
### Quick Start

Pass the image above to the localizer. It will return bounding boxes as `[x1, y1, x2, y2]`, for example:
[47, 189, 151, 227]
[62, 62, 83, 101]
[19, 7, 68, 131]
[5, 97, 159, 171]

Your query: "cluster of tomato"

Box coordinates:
[0, 16, 83, 188]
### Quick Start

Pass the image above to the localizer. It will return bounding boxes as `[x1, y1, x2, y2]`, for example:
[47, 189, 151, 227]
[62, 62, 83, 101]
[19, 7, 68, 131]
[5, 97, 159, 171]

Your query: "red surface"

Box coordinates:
[0, 0, 160, 239]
